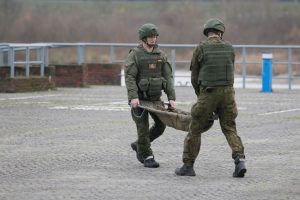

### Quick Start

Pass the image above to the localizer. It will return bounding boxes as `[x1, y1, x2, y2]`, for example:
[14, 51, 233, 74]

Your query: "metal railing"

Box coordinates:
[0, 43, 47, 77]
[1, 43, 300, 89]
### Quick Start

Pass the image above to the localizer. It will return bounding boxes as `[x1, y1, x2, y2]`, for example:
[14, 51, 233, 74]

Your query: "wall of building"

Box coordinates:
[0, 64, 122, 92]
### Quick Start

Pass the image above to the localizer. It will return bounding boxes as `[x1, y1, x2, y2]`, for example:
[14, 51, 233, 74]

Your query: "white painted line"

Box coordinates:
[48, 105, 130, 111]
[258, 108, 300, 116]
[0, 94, 60, 101]
[238, 107, 247, 110]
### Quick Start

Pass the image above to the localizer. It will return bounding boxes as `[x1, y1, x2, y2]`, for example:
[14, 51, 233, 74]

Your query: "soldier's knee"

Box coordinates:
[190, 119, 211, 134]
[189, 126, 203, 137]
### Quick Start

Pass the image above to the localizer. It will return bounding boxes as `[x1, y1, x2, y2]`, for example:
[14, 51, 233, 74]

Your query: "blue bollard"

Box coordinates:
[262, 54, 273, 92]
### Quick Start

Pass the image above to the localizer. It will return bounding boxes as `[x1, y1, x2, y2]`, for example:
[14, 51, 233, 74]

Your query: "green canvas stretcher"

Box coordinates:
[138, 101, 215, 132]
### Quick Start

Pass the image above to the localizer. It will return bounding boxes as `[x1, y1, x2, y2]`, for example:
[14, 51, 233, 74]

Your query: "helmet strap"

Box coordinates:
[218, 32, 223, 39]
[142, 38, 156, 48]
[146, 42, 155, 48]
[208, 31, 223, 39]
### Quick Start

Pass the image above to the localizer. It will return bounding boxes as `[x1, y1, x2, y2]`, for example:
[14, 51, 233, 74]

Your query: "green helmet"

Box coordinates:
[138, 23, 159, 40]
[203, 18, 225, 36]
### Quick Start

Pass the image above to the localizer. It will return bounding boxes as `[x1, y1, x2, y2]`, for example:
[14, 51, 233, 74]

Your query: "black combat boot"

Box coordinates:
[130, 142, 144, 163]
[143, 156, 160, 168]
[175, 163, 196, 176]
[233, 157, 247, 178]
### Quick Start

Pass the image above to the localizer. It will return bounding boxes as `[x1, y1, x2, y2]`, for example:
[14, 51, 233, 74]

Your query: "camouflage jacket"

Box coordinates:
[125, 44, 176, 102]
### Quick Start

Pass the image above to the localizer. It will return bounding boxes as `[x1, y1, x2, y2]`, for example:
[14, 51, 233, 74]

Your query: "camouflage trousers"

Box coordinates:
[131, 101, 166, 159]
[183, 85, 245, 164]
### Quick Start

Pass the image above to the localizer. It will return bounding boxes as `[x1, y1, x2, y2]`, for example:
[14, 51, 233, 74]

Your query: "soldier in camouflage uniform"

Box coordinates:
[175, 18, 247, 177]
[125, 23, 176, 168]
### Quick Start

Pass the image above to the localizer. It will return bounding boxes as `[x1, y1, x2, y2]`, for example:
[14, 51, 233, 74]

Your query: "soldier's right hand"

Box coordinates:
[130, 98, 140, 108]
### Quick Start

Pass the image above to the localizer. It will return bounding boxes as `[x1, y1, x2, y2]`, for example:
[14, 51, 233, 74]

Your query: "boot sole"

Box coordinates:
[175, 168, 196, 176]
[175, 173, 196, 176]
[144, 163, 160, 168]
[233, 168, 247, 177]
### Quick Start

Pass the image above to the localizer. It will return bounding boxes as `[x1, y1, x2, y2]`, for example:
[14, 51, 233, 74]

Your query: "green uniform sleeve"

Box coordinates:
[190, 45, 203, 96]
[124, 51, 139, 101]
[162, 54, 176, 101]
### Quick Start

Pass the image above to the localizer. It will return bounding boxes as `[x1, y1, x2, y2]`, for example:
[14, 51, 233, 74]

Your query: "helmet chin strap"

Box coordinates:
[146, 43, 155, 48]
[208, 32, 223, 39]
[219, 32, 223, 39]
[142, 38, 156, 48]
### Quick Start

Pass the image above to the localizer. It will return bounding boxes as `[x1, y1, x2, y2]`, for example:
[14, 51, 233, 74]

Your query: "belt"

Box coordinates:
[200, 85, 233, 93]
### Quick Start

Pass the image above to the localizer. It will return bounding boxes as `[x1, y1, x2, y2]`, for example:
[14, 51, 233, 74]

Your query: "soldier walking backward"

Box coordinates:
[175, 18, 247, 177]
[125, 23, 176, 168]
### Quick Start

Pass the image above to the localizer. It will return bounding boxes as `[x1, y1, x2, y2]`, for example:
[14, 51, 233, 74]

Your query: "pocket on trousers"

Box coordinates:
[191, 97, 207, 119]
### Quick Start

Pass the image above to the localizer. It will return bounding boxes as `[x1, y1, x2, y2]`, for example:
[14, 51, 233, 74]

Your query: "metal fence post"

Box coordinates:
[0, 49, 3, 66]
[40, 47, 45, 76]
[287, 48, 292, 90]
[110, 45, 115, 63]
[242, 47, 247, 89]
[77, 45, 84, 65]
[25, 47, 30, 77]
[45, 47, 49, 67]
[8, 47, 15, 78]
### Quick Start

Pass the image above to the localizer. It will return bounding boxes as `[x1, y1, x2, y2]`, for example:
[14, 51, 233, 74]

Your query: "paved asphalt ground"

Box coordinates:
[0, 86, 299, 200]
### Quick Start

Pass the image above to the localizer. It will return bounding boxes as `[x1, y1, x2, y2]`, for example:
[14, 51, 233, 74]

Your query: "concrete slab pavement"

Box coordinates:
[0, 86, 299, 200]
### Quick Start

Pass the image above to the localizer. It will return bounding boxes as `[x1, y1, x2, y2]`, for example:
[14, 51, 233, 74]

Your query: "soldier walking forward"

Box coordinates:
[125, 23, 176, 168]
[175, 18, 247, 177]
